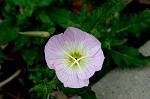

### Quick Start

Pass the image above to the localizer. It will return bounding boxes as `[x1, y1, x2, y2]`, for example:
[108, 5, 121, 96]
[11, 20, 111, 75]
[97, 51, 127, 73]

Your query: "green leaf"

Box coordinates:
[29, 65, 55, 83]
[110, 39, 127, 46]
[35, 0, 53, 7]
[17, 7, 34, 24]
[30, 76, 59, 99]
[13, 0, 28, 7]
[36, 11, 53, 24]
[82, 7, 104, 33]
[101, 37, 127, 48]
[14, 36, 31, 50]
[107, 46, 150, 67]
[29, 72, 42, 84]
[48, 8, 80, 28]
[13, 0, 52, 7]
[112, 11, 150, 37]
[2, 0, 17, 19]
[0, 21, 19, 45]
[82, 1, 126, 35]
[14, 0, 52, 24]
[80, 90, 97, 99]
[32, 37, 46, 45]
[22, 47, 38, 65]
[77, 5, 87, 24]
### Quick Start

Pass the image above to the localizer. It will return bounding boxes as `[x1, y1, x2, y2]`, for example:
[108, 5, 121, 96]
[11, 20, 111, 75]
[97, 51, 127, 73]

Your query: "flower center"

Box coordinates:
[65, 51, 85, 68]
[70, 52, 82, 60]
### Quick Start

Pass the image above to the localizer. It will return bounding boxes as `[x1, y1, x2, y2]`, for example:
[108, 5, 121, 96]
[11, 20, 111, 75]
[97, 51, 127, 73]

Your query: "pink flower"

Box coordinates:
[44, 27, 105, 88]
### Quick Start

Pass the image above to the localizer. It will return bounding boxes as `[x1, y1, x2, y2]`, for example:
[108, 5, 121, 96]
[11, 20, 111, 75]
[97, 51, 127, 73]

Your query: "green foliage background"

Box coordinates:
[0, 0, 150, 98]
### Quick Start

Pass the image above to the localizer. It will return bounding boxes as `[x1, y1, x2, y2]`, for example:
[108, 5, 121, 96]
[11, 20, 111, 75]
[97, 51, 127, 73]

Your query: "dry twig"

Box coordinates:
[0, 69, 22, 88]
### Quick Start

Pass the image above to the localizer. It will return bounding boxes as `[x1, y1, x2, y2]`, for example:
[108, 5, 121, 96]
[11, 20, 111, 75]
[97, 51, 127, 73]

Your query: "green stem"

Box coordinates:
[116, 24, 135, 33]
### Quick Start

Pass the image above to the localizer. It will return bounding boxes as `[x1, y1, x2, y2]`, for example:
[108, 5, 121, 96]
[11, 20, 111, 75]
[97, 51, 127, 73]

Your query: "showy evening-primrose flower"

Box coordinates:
[44, 27, 105, 88]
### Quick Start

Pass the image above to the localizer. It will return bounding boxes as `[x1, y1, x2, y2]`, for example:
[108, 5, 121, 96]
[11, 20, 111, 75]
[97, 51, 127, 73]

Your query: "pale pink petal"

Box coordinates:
[45, 53, 66, 69]
[44, 33, 69, 69]
[77, 63, 96, 80]
[63, 72, 89, 88]
[83, 33, 100, 48]
[44, 45, 59, 69]
[86, 45, 100, 57]
[64, 27, 86, 44]
[64, 27, 101, 56]
[54, 60, 89, 88]
[83, 33, 102, 57]
[86, 51, 105, 71]
[45, 33, 71, 54]
[77, 49, 105, 80]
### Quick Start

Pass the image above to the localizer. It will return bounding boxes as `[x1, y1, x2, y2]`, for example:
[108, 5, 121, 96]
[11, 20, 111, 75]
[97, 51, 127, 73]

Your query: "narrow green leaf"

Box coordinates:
[107, 46, 150, 67]
[91, 2, 125, 29]
[112, 11, 150, 37]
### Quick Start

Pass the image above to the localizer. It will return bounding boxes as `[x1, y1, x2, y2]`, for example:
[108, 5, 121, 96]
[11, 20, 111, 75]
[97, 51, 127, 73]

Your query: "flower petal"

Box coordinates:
[63, 71, 89, 88]
[83, 33, 101, 57]
[87, 50, 105, 71]
[77, 49, 105, 80]
[45, 33, 71, 69]
[54, 60, 89, 88]
[64, 27, 86, 44]
[77, 62, 96, 80]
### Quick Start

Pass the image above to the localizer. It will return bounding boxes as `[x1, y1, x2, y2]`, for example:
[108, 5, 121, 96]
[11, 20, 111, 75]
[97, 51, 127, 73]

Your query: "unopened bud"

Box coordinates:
[19, 31, 51, 38]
